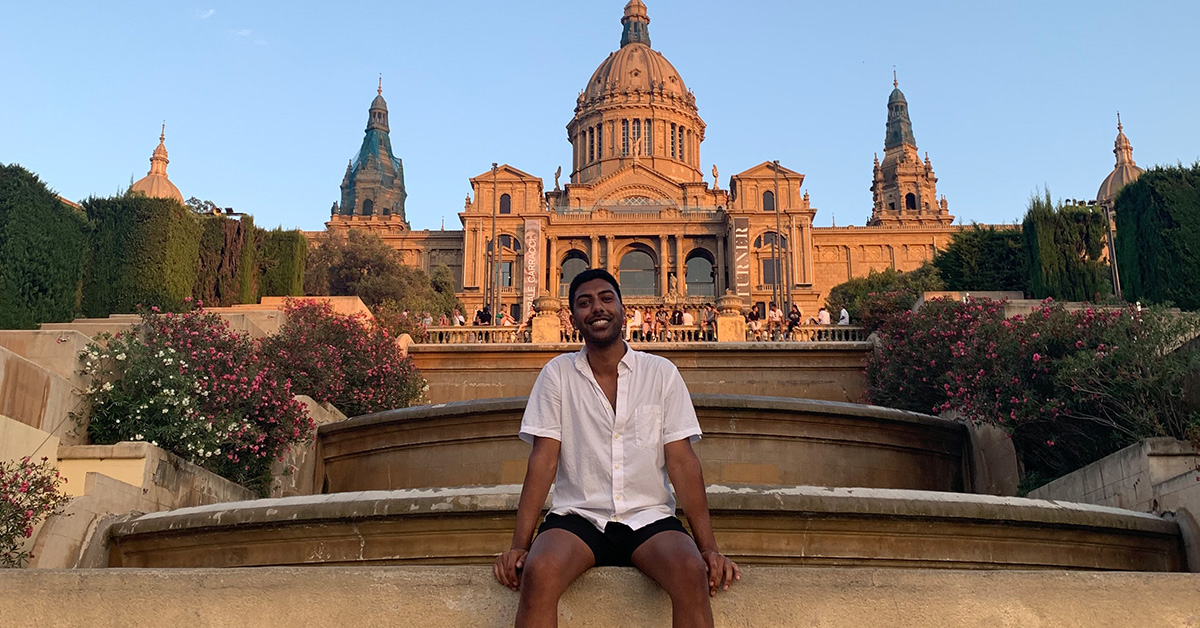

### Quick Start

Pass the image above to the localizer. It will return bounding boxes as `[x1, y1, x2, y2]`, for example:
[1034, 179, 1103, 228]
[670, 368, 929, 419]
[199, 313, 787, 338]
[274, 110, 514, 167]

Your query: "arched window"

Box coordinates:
[588, 127, 595, 162]
[685, 251, 716, 297]
[560, 251, 589, 298]
[621, 119, 630, 156]
[644, 119, 652, 156]
[762, 191, 775, 212]
[362, 199, 374, 216]
[754, 232, 787, 249]
[619, 249, 658, 296]
[632, 119, 641, 154]
[500, 193, 512, 214]
[905, 193, 916, 210]
[670, 124, 677, 158]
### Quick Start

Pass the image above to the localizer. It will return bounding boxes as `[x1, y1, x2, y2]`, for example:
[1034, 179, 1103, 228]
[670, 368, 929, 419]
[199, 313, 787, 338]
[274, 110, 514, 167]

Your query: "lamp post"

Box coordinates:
[772, 160, 782, 313]
[491, 163, 499, 322]
[1103, 202, 1122, 298]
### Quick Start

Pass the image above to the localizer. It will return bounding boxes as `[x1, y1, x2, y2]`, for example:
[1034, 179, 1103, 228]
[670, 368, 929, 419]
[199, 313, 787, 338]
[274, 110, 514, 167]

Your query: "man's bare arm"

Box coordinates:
[494, 436, 560, 590]
[664, 438, 740, 595]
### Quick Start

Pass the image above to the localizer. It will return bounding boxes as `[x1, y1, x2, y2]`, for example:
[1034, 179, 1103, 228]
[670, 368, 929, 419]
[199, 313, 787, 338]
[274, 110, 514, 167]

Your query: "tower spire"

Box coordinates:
[160, 122, 165, 143]
[893, 66, 898, 88]
[378, 74, 382, 96]
[620, 0, 651, 47]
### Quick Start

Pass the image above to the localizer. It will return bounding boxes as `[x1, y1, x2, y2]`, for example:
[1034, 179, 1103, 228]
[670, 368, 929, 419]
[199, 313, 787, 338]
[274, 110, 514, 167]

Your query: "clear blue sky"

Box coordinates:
[3, 1, 1197, 232]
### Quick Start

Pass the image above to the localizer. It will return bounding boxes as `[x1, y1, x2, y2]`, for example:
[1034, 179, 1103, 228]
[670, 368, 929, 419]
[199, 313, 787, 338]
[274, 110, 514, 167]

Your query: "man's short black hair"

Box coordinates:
[568, 268, 622, 308]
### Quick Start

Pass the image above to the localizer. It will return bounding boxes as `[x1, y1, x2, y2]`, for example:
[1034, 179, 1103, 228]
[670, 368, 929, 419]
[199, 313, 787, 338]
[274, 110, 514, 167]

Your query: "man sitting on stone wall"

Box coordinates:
[494, 268, 739, 628]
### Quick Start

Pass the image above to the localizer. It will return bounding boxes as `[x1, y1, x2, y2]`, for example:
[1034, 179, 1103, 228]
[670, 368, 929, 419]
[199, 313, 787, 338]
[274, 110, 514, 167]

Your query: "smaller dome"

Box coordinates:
[888, 87, 906, 105]
[371, 94, 387, 111]
[130, 129, 183, 203]
[1096, 115, 1144, 205]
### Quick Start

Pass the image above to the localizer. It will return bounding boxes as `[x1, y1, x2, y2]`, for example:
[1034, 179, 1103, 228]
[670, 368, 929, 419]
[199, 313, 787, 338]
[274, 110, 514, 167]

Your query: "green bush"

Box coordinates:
[258, 228, 307, 298]
[81, 194, 201, 316]
[825, 264, 943, 331]
[0, 164, 88, 328]
[1115, 163, 1200, 310]
[933, 224, 1026, 293]
[1023, 190, 1108, 301]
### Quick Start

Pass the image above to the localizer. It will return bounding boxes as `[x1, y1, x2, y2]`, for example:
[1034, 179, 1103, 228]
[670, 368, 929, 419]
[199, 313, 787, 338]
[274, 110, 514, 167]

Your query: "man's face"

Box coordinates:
[571, 278, 624, 346]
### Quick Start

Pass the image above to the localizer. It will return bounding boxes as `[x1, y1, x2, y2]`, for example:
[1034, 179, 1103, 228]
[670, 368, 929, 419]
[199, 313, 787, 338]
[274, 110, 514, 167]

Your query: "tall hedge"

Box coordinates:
[194, 216, 253, 307]
[933, 224, 1027, 293]
[257, 227, 307, 298]
[1115, 164, 1200, 310]
[1022, 190, 1108, 301]
[82, 194, 201, 317]
[236, 216, 257, 304]
[0, 164, 88, 328]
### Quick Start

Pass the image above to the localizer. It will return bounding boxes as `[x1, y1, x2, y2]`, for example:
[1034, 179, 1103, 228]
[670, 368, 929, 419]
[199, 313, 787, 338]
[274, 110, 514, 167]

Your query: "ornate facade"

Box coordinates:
[130, 125, 184, 203]
[325, 1, 964, 319]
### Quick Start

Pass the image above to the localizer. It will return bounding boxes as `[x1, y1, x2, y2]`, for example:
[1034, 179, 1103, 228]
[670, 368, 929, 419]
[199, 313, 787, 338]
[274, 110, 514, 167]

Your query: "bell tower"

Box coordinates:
[868, 73, 952, 226]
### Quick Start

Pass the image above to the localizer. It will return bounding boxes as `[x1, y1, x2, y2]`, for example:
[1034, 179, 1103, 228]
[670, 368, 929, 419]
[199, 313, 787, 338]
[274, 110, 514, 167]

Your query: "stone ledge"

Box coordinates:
[3, 566, 1198, 627]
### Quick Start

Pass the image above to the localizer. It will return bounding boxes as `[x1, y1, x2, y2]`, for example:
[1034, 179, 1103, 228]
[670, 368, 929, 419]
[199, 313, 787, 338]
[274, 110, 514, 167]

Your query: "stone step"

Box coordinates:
[3, 566, 1197, 627]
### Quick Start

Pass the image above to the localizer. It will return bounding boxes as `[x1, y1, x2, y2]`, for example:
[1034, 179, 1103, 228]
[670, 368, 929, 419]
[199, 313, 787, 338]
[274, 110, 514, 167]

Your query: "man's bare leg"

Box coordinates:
[516, 529, 596, 628]
[631, 530, 713, 628]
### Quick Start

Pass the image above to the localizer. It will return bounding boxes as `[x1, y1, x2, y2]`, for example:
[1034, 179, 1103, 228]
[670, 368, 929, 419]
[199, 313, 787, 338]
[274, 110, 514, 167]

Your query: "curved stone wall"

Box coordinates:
[106, 486, 1185, 571]
[317, 395, 968, 493]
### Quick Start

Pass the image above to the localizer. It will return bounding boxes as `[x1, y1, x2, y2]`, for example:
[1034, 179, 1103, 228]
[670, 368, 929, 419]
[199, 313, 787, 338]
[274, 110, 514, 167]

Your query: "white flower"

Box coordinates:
[162, 408, 169, 414]
[133, 434, 143, 440]
[101, 382, 114, 392]
[115, 353, 126, 361]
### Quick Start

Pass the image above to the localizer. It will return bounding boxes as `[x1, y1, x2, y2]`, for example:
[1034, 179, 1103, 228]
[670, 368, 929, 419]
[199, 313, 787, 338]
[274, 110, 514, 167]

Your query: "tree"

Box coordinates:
[1022, 189, 1109, 301]
[1115, 163, 1200, 310]
[933, 224, 1026, 293]
[825, 264, 943, 330]
[185, 197, 221, 216]
[0, 164, 88, 328]
[304, 230, 460, 314]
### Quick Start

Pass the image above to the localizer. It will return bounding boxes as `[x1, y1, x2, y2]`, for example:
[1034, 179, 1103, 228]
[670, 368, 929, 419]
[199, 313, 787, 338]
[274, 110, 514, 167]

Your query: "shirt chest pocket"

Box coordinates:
[632, 405, 663, 448]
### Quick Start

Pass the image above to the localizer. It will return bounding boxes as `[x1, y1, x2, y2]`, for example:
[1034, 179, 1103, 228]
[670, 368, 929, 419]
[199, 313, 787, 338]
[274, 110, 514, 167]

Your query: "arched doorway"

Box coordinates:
[619, 248, 658, 296]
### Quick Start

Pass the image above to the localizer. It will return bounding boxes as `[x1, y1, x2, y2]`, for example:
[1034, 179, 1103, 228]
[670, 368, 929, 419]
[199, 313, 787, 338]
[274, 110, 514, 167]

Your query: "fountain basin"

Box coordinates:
[318, 395, 969, 493]
[106, 485, 1185, 571]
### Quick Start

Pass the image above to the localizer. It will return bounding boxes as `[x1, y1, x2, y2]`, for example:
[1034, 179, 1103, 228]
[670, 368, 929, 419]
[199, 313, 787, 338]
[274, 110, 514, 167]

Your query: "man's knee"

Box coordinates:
[520, 553, 573, 596]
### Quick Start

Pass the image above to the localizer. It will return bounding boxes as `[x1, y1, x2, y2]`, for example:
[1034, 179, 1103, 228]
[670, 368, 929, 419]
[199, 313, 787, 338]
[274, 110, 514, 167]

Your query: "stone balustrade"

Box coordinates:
[417, 324, 866, 345]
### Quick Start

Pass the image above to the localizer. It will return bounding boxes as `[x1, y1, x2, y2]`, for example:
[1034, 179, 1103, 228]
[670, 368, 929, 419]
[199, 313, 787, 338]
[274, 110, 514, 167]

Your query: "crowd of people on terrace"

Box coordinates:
[401, 301, 852, 343]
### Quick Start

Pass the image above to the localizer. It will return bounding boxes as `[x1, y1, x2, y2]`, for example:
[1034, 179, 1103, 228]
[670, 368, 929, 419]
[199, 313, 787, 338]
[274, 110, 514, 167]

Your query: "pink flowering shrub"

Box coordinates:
[866, 298, 1200, 480]
[1, 456, 69, 567]
[79, 304, 312, 493]
[259, 299, 426, 417]
[373, 300, 429, 343]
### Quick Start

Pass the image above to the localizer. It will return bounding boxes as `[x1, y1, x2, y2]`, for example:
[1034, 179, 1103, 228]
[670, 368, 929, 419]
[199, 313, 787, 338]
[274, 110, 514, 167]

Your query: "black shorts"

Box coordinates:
[536, 512, 690, 567]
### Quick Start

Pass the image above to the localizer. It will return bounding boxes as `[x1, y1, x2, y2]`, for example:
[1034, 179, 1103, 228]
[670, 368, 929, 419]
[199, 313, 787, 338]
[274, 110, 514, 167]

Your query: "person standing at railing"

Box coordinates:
[438, 312, 450, 326]
[630, 306, 643, 341]
[702, 304, 716, 341]
[655, 307, 670, 342]
[452, 308, 465, 326]
[641, 306, 654, 341]
[838, 307, 850, 326]
[817, 306, 831, 326]
[558, 306, 574, 342]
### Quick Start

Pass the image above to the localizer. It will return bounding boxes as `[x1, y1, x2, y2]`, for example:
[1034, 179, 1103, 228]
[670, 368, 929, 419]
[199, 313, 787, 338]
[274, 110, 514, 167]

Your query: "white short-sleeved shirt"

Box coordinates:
[520, 343, 702, 532]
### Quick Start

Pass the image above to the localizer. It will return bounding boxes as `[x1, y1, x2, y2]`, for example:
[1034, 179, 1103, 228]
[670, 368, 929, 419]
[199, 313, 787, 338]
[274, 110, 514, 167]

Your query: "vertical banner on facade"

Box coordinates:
[733, 217, 751, 297]
[523, 219, 541, 319]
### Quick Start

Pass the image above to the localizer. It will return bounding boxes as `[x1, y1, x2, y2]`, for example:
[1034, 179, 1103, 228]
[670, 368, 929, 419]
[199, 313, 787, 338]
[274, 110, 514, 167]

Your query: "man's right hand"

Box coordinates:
[493, 548, 529, 590]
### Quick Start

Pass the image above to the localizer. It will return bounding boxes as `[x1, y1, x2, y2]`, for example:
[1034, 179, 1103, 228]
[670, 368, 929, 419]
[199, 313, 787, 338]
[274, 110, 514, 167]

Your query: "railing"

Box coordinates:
[415, 324, 867, 345]
[423, 326, 531, 344]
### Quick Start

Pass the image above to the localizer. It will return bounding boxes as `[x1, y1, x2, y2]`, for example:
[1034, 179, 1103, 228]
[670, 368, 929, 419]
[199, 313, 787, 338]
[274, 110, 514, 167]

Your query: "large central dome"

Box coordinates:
[568, 0, 705, 186]
[582, 1, 688, 103]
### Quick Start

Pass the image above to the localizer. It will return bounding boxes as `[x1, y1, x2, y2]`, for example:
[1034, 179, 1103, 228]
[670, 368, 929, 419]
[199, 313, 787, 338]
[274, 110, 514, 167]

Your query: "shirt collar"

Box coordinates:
[574, 341, 635, 376]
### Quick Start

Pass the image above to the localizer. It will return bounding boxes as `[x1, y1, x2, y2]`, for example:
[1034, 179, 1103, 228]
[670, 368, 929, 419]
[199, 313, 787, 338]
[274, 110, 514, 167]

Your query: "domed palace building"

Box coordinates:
[325, 1, 964, 320]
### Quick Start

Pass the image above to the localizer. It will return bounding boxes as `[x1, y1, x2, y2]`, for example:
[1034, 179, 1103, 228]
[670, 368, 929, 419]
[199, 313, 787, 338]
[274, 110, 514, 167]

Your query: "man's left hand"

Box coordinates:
[700, 549, 740, 596]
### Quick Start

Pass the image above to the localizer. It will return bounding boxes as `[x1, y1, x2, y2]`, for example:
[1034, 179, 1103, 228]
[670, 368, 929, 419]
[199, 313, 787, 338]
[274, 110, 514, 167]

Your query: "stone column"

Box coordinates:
[676, 232, 686, 295]
[548, 237, 558, 297]
[531, 293, 562, 344]
[715, 291, 746, 343]
[659, 234, 668, 296]
[803, 220, 814, 284]
[590, 235, 599, 269]
[715, 232, 725, 294]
